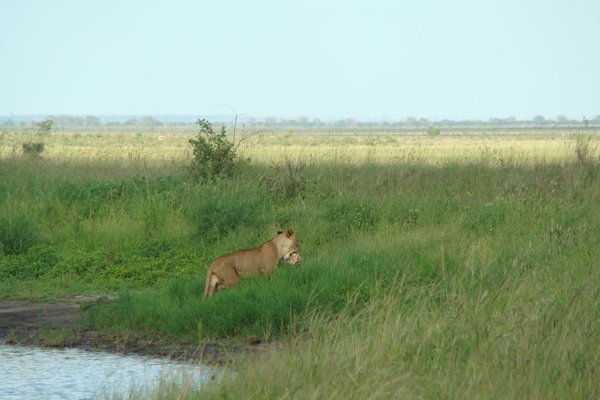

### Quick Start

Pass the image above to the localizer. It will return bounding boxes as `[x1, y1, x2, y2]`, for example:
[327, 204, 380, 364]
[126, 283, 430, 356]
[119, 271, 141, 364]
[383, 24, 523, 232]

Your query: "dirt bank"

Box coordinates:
[0, 301, 81, 331]
[0, 296, 110, 336]
[0, 297, 273, 364]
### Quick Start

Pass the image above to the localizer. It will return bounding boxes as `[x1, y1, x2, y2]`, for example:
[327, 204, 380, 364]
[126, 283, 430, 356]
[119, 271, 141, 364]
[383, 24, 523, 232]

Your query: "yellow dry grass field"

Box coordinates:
[1, 129, 597, 167]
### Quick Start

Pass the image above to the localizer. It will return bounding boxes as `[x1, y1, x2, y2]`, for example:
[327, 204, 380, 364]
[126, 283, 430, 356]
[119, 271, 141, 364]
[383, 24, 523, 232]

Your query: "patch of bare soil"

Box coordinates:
[0, 295, 110, 335]
[0, 301, 81, 331]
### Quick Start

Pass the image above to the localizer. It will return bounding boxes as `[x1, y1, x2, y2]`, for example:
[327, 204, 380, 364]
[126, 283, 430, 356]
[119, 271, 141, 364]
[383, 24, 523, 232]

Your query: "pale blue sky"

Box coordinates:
[1, 0, 599, 120]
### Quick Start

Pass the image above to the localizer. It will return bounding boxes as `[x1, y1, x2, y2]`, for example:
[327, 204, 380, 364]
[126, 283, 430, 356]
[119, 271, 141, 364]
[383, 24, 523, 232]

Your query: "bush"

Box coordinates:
[22, 141, 45, 156]
[188, 119, 238, 181]
[35, 119, 53, 135]
[427, 126, 441, 137]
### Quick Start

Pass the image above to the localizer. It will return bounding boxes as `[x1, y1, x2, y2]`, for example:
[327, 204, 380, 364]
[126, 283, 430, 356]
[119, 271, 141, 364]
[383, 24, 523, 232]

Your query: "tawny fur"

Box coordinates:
[203, 229, 301, 298]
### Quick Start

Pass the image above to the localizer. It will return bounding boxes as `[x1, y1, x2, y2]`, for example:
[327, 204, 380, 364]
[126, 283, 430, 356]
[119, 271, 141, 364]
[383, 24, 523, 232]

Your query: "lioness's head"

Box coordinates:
[278, 229, 302, 266]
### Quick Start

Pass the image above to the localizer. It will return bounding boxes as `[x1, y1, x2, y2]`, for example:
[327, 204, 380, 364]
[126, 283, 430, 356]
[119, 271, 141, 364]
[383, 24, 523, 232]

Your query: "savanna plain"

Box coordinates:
[1, 127, 599, 399]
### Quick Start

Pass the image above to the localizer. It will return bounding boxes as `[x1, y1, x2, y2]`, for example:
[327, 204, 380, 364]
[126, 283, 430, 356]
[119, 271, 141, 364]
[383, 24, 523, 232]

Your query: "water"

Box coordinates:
[0, 343, 214, 399]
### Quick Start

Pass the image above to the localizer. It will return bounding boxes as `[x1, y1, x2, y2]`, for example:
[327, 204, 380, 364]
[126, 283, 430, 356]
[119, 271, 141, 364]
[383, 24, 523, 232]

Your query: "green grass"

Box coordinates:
[1, 131, 600, 398]
[194, 264, 600, 399]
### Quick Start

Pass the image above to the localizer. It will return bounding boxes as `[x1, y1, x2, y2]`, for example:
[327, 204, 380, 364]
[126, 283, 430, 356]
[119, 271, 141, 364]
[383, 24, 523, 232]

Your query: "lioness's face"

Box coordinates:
[285, 251, 302, 265]
[278, 229, 302, 266]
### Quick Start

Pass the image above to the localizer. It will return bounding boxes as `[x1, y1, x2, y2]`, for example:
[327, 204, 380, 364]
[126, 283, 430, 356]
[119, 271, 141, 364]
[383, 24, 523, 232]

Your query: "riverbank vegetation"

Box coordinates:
[1, 128, 599, 398]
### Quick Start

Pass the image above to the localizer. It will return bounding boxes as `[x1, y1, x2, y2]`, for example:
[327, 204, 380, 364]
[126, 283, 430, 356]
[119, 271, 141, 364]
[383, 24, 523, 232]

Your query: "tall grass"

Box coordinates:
[143, 159, 600, 399]
[192, 262, 600, 399]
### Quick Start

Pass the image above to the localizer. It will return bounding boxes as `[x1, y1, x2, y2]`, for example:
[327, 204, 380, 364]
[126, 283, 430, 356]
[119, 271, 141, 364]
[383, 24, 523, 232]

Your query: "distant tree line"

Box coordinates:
[1, 114, 599, 129]
[249, 115, 600, 129]
[0, 115, 165, 127]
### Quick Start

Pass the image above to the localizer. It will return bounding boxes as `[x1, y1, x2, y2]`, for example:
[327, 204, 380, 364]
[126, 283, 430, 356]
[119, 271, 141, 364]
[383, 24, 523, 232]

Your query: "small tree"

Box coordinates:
[35, 119, 53, 135]
[189, 119, 238, 181]
[23, 119, 52, 156]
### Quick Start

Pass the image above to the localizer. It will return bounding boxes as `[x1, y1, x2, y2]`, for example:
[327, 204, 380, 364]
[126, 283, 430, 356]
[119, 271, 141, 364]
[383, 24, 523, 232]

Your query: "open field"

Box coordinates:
[1, 128, 599, 398]
[1, 127, 595, 167]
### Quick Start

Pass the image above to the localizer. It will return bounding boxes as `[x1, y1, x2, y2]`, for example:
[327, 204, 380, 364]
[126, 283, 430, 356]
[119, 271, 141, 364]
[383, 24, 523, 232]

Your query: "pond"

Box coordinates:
[0, 342, 214, 399]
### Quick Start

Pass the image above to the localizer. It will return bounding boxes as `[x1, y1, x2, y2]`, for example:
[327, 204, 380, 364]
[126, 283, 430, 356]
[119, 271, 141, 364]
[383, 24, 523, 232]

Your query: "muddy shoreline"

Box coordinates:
[0, 297, 271, 365]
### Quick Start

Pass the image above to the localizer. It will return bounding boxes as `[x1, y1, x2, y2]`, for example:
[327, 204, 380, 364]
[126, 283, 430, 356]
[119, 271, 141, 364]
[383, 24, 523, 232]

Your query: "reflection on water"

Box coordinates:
[0, 342, 213, 400]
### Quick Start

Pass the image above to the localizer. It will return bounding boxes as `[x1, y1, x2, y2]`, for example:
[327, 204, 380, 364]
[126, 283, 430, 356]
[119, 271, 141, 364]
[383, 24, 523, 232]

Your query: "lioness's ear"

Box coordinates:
[286, 229, 294, 237]
[277, 230, 284, 235]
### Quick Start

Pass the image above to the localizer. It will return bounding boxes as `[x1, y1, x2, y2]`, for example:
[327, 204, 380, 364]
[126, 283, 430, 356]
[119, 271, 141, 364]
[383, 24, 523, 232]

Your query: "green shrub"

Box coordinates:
[188, 119, 238, 181]
[21, 141, 46, 156]
[427, 126, 441, 137]
[35, 119, 53, 135]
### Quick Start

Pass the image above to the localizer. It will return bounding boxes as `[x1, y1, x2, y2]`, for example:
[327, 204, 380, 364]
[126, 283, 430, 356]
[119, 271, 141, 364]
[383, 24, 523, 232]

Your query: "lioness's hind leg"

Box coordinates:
[206, 273, 221, 297]
[204, 266, 240, 298]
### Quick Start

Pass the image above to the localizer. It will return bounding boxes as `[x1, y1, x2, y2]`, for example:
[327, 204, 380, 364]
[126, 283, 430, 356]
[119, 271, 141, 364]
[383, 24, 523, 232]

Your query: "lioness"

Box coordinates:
[203, 229, 301, 298]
